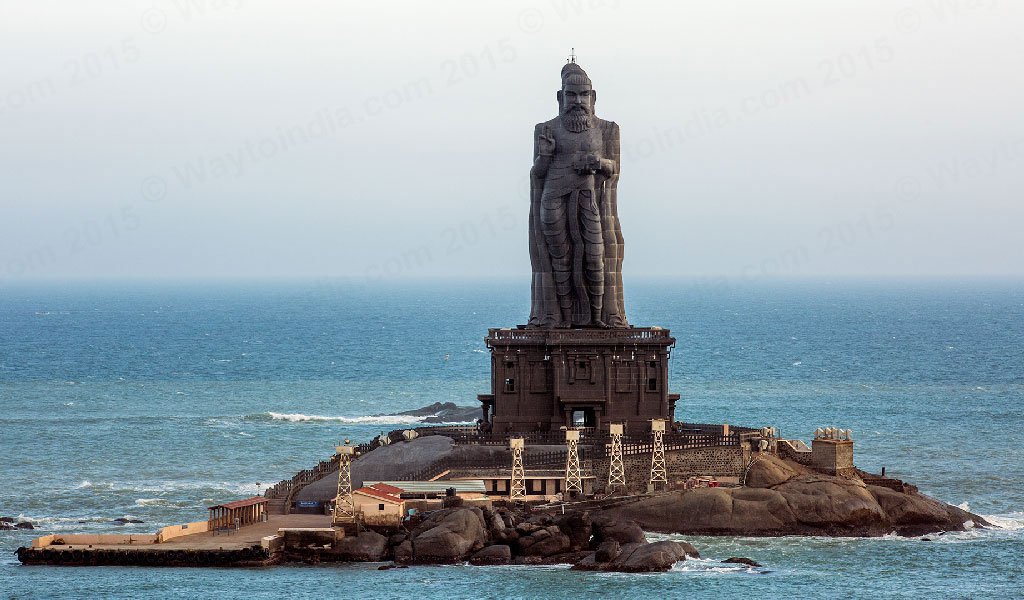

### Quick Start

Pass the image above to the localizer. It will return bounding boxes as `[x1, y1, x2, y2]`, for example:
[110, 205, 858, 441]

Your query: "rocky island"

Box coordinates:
[14, 57, 992, 573]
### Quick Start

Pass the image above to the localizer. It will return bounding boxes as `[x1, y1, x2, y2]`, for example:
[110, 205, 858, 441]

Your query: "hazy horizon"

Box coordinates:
[2, 1, 1022, 283]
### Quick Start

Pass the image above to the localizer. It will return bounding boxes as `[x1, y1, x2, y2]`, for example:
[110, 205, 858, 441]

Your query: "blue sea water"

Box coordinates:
[1, 278, 1022, 598]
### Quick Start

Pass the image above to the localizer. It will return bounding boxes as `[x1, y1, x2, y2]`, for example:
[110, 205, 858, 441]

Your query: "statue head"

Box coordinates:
[558, 63, 595, 132]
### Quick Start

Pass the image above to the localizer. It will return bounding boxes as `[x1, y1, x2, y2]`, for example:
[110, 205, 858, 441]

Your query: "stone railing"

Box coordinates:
[487, 327, 673, 344]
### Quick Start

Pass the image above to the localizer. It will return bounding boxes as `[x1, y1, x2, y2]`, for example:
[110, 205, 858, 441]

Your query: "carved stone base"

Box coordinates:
[478, 327, 680, 434]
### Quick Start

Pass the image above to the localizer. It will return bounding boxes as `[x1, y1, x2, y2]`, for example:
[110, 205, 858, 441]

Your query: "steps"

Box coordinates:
[265, 498, 287, 515]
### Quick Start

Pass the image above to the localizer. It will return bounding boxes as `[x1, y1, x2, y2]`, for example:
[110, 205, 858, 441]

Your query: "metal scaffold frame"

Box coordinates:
[565, 429, 583, 494]
[608, 423, 626, 491]
[332, 442, 356, 527]
[649, 419, 668, 491]
[510, 437, 526, 500]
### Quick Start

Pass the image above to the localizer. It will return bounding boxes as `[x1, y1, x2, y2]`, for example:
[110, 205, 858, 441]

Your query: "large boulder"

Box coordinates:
[595, 540, 620, 562]
[333, 530, 388, 561]
[517, 526, 571, 557]
[573, 541, 687, 573]
[398, 507, 489, 564]
[597, 456, 989, 537]
[868, 485, 980, 536]
[591, 515, 646, 545]
[469, 544, 512, 565]
[744, 454, 810, 488]
[556, 511, 592, 550]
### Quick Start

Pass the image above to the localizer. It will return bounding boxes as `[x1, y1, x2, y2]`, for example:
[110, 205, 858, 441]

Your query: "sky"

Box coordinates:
[1, 0, 1022, 284]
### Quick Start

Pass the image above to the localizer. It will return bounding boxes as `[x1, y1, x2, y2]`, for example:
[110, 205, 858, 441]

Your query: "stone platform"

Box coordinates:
[479, 327, 680, 434]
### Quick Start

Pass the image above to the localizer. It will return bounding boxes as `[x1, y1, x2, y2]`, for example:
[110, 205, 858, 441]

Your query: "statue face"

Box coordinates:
[561, 83, 594, 115]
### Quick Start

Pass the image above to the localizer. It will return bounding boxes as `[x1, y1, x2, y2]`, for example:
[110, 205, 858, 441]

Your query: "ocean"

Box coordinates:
[1, 278, 1022, 598]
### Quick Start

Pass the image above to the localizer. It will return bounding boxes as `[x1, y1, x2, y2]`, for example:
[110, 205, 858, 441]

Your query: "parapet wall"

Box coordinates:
[594, 445, 747, 492]
[32, 534, 159, 548]
[157, 520, 210, 542]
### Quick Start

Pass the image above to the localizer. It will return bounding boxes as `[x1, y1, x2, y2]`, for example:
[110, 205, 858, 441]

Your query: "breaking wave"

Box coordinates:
[252, 412, 438, 425]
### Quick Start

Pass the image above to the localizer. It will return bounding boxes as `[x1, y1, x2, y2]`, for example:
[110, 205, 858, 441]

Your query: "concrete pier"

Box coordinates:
[18, 513, 330, 567]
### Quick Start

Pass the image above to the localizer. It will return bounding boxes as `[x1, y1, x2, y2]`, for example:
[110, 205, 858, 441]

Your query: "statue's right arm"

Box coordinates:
[531, 124, 553, 179]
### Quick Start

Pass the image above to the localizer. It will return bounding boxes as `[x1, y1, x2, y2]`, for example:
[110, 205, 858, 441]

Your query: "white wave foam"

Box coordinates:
[134, 498, 169, 506]
[264, 412, 430, 425]
[670, 557, 756, 574]
[71, 479, 255, 495]
[983, 512, 1024, 531]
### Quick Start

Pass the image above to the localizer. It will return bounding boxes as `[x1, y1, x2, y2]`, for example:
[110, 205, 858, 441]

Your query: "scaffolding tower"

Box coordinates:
[649, 419, 668, 492]
[565, 429, 583, 495]
[332, 441, 356, 527]
[510, 437, 526, 501]
[607, 423, 626, 492]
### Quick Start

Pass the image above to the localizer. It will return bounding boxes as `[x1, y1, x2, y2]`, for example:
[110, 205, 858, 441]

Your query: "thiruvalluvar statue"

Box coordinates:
[528, 61, 628, 329]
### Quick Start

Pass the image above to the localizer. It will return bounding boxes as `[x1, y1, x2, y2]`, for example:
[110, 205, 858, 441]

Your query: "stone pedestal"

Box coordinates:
[478, 327, 680, 434]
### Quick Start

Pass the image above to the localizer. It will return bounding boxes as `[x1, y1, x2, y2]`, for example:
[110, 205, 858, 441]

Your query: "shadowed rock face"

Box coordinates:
[572, 541, 688, 573]
[396, 507, 490, 564]
[332, 530, 388, 562]
[598, 455, 988, 537]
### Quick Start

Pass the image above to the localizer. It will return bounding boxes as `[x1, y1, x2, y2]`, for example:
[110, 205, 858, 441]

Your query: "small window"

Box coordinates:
[648, 361, 657, 369]
[505, 361, 515, 369]
[577, 360, 588, 369]
[378, 503, 385, 511]
[648, 377, 658, 391]
[526, 479, 542, 494]
[504, 378, 516, 392]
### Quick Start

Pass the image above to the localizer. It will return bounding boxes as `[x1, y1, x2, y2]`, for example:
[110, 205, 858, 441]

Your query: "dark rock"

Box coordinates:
[469, 544, 512, 565]
[393, 540, 413, 563]
[678, 541, 700, 558]
[483, 508, 507, 536]
[377, 564, 394, 570]
[15, 522, 35, 530]
[0, 523, 14, 531]
[515, 522, 540, 535]
[519, 527, 571, 557]
[595, 540, 620, 562]
[397, 507, 489, 564]
[393, 402, 480, 423]
[591, 516, 646, 545]
[388, 533, 406, 547]
[618, 541, 687, 572]
[513, 555, 544, 565]
[0, 517, 14, 523]
[333, 530, 389, 562]
[723, 556, 762, 568]
[573, 541, 687, 573]
[556, 511, 592, 550]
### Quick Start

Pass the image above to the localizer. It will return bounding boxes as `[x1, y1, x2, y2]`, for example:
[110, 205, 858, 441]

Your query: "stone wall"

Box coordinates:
[777, 440, 814, 466]
[593, 445, 747, 493]
[811, 439, 854, 475]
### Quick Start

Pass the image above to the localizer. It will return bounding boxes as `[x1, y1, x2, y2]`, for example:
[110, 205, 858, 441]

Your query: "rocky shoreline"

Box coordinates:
[283, 504, 707, 573]
[599, 455, 988, 538]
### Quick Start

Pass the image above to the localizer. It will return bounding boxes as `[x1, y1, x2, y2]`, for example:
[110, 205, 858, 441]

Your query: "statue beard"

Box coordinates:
[561, 106, 593, 133]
